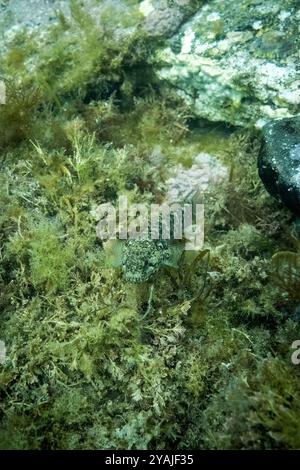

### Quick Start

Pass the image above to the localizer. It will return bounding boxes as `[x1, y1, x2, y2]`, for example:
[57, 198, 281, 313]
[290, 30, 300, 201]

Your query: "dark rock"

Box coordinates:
[258, 116, 300, 214]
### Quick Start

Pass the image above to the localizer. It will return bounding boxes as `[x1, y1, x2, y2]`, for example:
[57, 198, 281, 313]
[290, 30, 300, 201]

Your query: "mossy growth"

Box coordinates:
[0, 0, 300, 451]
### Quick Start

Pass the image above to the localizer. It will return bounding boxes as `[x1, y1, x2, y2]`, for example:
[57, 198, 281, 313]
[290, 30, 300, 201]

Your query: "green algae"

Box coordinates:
[0, 0, 300, 451]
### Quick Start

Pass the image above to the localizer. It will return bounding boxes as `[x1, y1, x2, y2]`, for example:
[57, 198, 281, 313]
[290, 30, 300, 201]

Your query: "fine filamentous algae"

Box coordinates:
[0, 0, 300, 452]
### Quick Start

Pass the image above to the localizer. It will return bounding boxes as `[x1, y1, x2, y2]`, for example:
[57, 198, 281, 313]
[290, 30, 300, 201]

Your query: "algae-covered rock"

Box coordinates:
[154, 0, 300, 127]
[140, 0, 203, 38]
[0, 0, 201, 46]
[3, 0, 300, 131]
[0, 0, 134, 48]
[0, 0, 69, 40]
[258, 116, 300, 214]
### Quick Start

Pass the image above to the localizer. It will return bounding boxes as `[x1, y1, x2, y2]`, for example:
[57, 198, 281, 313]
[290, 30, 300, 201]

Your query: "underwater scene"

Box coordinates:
[0, 0, 300, 451]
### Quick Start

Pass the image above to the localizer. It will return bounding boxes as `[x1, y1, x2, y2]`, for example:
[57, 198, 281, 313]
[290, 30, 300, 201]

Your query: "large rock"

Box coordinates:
[152, 0, 300, 128]
[258, 117, 300, 214]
